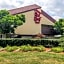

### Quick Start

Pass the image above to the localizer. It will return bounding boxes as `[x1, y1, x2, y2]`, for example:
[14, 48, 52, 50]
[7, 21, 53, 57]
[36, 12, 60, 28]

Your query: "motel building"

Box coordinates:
[9, 4, 56, 38]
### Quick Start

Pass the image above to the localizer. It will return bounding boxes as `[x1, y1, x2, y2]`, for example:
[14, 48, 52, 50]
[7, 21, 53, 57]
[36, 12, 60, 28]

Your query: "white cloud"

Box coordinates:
[0, 0, 24, 9]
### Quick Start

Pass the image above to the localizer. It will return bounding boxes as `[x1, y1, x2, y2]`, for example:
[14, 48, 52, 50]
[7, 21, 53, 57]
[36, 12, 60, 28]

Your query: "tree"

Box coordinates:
[0, 10, 25, 37]
[0, 10, 9, 19]
[54, 19, 64, 35]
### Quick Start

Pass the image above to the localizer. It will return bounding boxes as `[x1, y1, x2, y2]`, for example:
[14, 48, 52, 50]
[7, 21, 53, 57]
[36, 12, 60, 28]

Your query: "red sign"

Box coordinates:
[34, 9, 41, 24]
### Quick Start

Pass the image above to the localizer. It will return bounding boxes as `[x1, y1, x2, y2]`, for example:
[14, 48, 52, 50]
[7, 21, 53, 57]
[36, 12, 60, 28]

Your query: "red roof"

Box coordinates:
[9, 4, 56, 23]
[9, 4, 41, 15]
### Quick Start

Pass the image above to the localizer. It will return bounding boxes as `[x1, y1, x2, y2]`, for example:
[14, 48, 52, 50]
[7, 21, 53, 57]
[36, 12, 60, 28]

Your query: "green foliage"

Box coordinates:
[20, 45, 32, 52]
[59, 36, 64, 47]
[51, 47, 64, 53]
[0, 39, 59, 47]
[4, 45, 45, 52]
[5, 46, 19, 52]
[0, 10, 25, 36]
[16, 14, 25, 24]
[32, 45, 45, 52]
[54, 19, 64, 35]
[0, 10, 9, 19]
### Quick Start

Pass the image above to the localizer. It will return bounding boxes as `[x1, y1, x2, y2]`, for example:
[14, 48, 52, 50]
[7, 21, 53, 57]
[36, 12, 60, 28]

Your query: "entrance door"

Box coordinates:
[41, 24, 53, 35]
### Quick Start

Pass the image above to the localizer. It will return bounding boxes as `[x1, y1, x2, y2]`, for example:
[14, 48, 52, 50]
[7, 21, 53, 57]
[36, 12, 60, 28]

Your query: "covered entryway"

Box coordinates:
[41, 24, 54, 35]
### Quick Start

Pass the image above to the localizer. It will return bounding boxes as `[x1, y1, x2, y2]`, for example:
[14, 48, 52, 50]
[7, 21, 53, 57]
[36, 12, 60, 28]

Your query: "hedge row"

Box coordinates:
[0, 39, 60, 47]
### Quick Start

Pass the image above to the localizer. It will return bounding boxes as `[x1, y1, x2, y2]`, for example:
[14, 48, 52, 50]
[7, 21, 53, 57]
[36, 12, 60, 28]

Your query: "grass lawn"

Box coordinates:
[0, 52, 64, 64]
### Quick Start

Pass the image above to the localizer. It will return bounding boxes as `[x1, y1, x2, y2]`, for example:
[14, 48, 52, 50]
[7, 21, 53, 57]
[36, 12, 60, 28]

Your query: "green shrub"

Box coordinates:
[59, 42, 64, 47]
[5, 46, 19, 52]
[0, 38, 59, 47]
[20, 45, 32, 52]
[59, 37, 64, 47]
[32, 45, 45, 52]
[51, 47, 63, 53]
[20, 45, 45, 52]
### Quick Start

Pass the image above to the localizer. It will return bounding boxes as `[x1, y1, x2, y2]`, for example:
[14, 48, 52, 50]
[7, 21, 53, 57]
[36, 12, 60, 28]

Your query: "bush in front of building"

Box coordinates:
[58, 36, 64, 47]
[0, 38, 59, 47]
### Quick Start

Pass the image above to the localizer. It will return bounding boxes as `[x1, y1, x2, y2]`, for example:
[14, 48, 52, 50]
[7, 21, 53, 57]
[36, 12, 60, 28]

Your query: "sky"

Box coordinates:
[0, 0, 64, 20]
